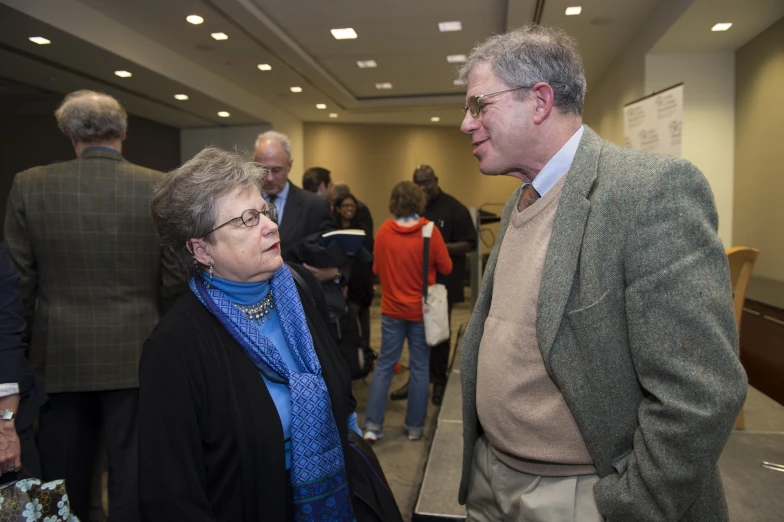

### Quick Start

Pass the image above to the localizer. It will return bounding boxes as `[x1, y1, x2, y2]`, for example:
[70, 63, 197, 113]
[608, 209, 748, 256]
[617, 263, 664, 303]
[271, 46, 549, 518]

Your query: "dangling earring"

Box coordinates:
[209, 261, 214, 282]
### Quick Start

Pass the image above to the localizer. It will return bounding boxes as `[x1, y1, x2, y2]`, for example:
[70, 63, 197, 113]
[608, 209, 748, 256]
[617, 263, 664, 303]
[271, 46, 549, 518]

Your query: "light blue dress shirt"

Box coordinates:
[525, 125, 585, 197]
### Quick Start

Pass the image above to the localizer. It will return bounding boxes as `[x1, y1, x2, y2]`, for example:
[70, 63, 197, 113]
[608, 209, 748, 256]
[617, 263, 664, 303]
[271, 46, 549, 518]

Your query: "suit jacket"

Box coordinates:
[3, 147, 186, 393]
[0, 244, 46, 430]
[459, 126, 747, 521]
[277, 182, 336, 263]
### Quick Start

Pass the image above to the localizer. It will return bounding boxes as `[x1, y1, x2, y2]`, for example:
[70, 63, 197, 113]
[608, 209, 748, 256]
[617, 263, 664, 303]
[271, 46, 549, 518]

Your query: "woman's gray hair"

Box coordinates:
[254, 130, 292, 159]
[54, 90, 128, 142]
[150, 146, 267, 275]
[458, 25, 587, 116]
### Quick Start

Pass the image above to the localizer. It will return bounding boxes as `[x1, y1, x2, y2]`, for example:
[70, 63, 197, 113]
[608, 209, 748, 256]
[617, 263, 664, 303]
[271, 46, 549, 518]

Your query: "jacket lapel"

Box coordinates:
[536, 126, 603, 364]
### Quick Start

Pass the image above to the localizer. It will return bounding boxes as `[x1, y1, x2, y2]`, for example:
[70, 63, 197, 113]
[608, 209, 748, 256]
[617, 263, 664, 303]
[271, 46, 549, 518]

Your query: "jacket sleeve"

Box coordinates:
[3, 175, 37, 337]
[431, 226, 453, 276]
[314, 196, 337, 234]
[0, 244, 30, 385]
[593, 161, 747, 520]
[138, 334, 217, 522]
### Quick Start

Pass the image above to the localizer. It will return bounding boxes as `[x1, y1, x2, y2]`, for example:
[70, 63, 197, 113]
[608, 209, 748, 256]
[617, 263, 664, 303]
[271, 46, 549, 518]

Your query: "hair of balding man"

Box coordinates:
[254, 130, 292, 159]
[54, 90, 127, 143]
[331, 182, 351, 201]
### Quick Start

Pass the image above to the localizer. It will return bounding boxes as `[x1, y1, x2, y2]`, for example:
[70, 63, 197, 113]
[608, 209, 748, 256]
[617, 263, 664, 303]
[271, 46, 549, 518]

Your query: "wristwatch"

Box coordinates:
[1, 410, 15, 421]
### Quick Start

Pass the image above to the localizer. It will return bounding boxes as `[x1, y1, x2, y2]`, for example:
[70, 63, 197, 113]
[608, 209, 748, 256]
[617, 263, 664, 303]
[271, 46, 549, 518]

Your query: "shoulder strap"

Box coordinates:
[287, 262, 316, 307]
[421, 223, 434, 300]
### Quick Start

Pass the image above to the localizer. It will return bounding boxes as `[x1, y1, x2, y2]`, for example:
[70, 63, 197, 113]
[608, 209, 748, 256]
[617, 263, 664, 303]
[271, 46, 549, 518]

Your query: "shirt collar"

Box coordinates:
[528, 125, 584, 197]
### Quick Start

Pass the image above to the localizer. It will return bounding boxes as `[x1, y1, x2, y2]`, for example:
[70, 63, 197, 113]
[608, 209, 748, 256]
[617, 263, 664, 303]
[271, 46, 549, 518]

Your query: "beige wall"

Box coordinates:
[303, 122, 520, 253]
[734, 16, 784, 305]
[583, 0, 693, 143]
[645, 52, 735, 247]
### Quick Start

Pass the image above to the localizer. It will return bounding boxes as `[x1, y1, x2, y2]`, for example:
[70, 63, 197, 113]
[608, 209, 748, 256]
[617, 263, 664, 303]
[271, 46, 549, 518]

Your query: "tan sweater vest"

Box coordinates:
[476, 176, 596, 476]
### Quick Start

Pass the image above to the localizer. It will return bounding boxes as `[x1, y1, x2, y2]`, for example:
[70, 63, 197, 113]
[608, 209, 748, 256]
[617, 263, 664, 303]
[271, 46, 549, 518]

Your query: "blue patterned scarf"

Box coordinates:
[189, 265, 355, 521]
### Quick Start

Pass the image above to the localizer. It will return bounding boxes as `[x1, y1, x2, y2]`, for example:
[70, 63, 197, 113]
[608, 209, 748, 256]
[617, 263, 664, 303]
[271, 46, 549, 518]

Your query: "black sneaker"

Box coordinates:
[431, 383, 445, 406]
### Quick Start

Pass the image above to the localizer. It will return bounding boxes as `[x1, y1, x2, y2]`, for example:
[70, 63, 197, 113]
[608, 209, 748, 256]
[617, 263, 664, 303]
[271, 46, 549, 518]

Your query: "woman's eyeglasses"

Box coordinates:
[206, 206, 278, 236]
[463, 85, 532, 118]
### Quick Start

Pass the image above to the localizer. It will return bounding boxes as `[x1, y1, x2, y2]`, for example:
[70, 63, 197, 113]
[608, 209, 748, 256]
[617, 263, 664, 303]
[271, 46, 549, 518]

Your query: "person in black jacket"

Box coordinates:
[253, 132, 337, 273]
[141, 147, 366, 521]
[0, 244, 47, 484]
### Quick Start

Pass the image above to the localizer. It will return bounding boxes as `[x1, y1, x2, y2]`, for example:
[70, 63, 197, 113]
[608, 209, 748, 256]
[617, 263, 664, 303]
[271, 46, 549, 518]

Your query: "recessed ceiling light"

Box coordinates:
[186, 15, 204, 25]
[438, 21, 462, 32]
[114, 70, 132, 78]
[316, 104, 327, 109]
[217, 111, 230, 118]
[565, 6, 582, 16]
[174, 94, 189, 101]
[211, 32, 228, 40]
[329, 113, 338, 118]
[447, 54, 466, 63]
[331, 28, 358, 40]
[356, 60, 377, 68]
[711, 23, 733, 32]
[290, 86, 303, 93]
[453, 79, 467, 86]
[29, 36, 51, 45]
[431, 117, 441, 122]
[375, 82, 393, 90]
[257, 64, 272, 71]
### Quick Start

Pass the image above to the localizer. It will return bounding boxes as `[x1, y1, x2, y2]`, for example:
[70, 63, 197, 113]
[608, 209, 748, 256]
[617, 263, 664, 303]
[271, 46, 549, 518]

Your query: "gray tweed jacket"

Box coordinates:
[459, 126, 747, 521]
[3, 147, 186, 393]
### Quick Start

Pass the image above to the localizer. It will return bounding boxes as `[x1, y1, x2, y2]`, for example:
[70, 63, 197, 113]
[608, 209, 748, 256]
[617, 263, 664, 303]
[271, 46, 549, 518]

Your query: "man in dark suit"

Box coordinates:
[456, 26, 746, 521]
[0, 244, 47, 484]
[3, 90, 185, 521]
[253, 131, 338, 280]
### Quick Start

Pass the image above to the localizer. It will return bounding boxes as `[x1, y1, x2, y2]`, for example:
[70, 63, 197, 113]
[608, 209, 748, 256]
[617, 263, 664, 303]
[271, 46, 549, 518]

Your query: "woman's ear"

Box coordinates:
[188, 238, 212, 267]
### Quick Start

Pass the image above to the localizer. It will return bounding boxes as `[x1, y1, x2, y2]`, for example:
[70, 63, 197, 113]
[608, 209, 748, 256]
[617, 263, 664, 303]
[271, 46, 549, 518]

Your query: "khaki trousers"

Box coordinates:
[466, 435, 604, 522]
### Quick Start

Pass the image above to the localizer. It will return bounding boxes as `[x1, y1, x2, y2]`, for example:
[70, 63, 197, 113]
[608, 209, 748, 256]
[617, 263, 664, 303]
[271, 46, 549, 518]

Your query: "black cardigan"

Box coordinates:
[138, 266, 353, 522]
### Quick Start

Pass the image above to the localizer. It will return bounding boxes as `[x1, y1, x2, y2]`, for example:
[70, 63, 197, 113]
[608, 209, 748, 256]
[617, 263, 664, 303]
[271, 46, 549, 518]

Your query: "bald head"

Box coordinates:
[253, 131, 293, 196]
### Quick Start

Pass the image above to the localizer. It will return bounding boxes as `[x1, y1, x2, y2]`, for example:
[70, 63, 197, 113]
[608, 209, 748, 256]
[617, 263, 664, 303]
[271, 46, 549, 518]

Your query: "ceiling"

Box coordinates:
[0, 0, 781, 129]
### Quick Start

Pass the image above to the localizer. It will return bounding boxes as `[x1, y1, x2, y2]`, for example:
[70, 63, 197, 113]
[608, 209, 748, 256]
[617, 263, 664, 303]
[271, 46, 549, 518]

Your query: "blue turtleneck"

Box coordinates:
[202, 273, 360, 468]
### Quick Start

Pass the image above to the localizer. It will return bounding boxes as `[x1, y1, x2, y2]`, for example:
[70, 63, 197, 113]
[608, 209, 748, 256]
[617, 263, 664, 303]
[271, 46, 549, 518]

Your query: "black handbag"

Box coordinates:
[346, 430, 404, 522]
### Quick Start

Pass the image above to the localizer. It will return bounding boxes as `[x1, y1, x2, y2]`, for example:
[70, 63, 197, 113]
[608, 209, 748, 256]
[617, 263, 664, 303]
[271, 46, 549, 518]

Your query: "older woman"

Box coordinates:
[363, 182, 451, 442]
[139, 147, 361, 521]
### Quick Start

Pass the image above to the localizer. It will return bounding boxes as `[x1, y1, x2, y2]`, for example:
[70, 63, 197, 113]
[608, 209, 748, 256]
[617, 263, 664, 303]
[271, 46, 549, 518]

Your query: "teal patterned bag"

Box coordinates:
[0, 478, 79, 522]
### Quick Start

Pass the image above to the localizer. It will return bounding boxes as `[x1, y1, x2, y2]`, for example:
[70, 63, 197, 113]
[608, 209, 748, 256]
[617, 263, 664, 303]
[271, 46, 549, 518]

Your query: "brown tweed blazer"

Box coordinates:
[3, 147, 185, 393]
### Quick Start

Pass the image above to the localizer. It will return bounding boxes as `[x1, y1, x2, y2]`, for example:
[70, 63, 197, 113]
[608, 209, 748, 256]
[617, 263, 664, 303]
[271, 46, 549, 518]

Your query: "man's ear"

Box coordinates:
[530, 82, 555, 125]
[188, 238, 212, 266]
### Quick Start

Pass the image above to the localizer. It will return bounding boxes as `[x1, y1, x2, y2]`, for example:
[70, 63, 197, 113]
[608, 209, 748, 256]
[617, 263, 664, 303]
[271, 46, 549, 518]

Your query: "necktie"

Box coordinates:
[517, 183, 540, 212]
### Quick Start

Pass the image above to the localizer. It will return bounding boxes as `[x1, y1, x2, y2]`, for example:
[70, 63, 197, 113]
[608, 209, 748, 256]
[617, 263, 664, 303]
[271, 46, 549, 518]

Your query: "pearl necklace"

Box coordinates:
[235, 292, 275, 325]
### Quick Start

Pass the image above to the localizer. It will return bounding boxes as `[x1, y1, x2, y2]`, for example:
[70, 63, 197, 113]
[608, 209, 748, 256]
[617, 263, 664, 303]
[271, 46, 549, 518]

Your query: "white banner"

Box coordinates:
[624, 84, 683, 158]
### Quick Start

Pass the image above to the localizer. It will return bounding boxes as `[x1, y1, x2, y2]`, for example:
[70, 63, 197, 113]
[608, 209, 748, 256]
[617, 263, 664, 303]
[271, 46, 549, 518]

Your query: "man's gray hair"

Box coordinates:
[150, 147, 267, 274]
[54, 90, 128, 143]
[254, 130, 292, 159]
[458, 25, 587, 116]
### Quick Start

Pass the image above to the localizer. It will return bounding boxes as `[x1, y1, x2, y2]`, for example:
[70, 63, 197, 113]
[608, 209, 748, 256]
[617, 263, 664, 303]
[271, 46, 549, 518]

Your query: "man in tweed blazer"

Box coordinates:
[3, 90, 184, 521]
[456, 26, 747, 521]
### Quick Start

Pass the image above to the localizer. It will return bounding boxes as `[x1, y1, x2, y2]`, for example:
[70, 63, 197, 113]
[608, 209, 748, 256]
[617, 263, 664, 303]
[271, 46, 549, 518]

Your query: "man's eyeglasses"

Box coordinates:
[464, 85, 533, 118]
[206, 206, 278, 236]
